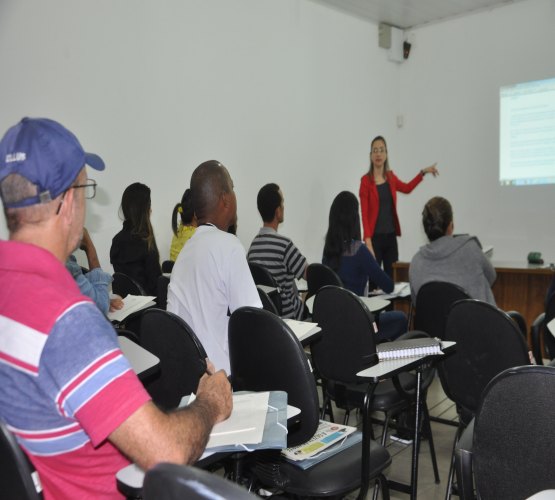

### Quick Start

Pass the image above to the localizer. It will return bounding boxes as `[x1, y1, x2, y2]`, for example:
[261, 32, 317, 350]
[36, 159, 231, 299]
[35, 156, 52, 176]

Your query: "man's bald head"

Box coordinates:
[190, 160, 235, 226]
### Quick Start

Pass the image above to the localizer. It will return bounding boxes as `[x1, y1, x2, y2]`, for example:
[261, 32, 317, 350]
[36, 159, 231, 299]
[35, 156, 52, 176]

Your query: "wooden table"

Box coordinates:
[393, 261, 553, 343]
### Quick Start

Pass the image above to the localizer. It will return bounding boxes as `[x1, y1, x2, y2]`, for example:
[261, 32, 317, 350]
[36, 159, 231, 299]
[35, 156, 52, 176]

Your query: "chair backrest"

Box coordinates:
[414, 281, 470, 340]
[311, 286, 378, 384]
[112, 272, 146, 298]
[441, 299, 530, 419]
[229, 307, 320, 447]
[247, 262, 282, 315]
[248, 261, 277, 288]
[257, 287, 278, 315]
[116, 328, 141, 345]
[473, 365, 555, 500]
[0, 419, 42, 500]
[143, 463, 256, 499]
[156, 275, 170, 310]
[306, 263, 343, 300]
[161, 260, 174, 274]
[140, 309, 207, 410]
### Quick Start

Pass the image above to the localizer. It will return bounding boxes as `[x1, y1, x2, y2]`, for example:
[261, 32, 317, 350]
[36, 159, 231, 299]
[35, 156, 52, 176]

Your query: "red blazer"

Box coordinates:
[359, 170, 423, 239]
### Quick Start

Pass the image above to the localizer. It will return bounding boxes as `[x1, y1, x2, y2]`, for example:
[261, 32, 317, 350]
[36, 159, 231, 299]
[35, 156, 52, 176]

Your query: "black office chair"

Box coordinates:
[247, 262, 282, 315]
[456, 365, 555, 500]
[441, 299, 531, 500]
[140, 309, 207, 410]
[115, 328, 141, 346]
[228, 307, 392, 499]
[305, 263, 343, 301]
[531, 291, 555, 365]
[0, 419, 43, 500]
[257, 286, 278, 315]
[156, 275, 170, 310]
[143, 463, 257, 499]
[161, 260, 174, 274]
[112, 272, 146, 298]
[311, 286, 439, 489]
[414, 281, 470, 340]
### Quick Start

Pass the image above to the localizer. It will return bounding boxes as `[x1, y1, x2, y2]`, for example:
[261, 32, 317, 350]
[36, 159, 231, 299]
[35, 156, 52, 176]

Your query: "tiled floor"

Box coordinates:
[338, 374, 460, 500]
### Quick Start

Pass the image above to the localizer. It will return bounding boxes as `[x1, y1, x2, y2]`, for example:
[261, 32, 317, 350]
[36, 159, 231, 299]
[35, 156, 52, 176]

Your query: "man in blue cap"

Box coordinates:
[0, 118, 232, 499]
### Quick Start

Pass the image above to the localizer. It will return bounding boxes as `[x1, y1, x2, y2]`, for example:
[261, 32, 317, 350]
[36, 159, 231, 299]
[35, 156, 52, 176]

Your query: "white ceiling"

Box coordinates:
[311, 0, 523, 29]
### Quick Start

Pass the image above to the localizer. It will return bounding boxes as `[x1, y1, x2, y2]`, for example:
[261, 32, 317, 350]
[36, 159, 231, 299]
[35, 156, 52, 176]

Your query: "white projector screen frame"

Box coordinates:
[500, 76, 555, 186]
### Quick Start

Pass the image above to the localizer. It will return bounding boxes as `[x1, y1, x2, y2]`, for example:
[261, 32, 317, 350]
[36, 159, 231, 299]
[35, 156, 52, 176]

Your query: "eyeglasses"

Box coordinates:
[371, 148, 386, 154]
[72, 178, 97, 199]
[56, 178, 98, 215]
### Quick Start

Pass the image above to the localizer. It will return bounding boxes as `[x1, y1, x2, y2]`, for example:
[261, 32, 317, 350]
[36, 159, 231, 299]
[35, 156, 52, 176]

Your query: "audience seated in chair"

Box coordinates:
[0, 118, 231, 499]
[409, 196, 496, 305]
[169, 187, 196, 262]
[322, 191, 407, 341]
[168, 160, 261, 374]
[66, 227, 123, 315]
[247, 183, 308, 319]
[110, 182, 162, 295]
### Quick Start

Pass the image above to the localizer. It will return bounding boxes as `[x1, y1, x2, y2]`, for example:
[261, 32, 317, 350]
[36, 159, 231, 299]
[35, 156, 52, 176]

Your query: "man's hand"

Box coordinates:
[109, 296, 124, 312]
[195, 368, 232, 424]
[80, 228, 101, 269]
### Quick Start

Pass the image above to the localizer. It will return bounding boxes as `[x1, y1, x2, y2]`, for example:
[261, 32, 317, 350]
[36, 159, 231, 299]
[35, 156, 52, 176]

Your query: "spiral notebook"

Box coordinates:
[376, 338, 443, 361]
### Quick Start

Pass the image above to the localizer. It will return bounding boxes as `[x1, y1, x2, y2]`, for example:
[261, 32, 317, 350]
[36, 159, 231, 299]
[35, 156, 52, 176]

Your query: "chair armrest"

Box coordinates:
[455, 418, 475, 500]
[531, 313, 546, 366]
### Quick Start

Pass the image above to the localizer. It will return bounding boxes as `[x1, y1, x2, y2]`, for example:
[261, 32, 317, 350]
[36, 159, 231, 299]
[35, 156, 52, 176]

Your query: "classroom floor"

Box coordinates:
[339, 374, 460, 500]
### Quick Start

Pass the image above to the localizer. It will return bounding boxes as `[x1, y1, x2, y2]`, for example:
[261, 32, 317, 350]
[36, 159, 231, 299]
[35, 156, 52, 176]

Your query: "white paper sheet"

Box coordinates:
[187, 392, 270, 448]
[107, 295, 156, 322]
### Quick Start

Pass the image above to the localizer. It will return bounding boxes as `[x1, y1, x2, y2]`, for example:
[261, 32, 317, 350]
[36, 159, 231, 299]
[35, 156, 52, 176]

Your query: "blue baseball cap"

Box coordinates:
[0, 117, 105, 208]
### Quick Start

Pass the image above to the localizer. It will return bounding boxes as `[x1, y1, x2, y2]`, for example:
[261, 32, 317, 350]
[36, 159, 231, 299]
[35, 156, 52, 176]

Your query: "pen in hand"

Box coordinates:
[205, 359, 215, 377]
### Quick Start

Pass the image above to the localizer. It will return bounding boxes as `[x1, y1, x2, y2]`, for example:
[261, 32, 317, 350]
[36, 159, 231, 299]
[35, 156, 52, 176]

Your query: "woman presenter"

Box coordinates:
[359, 135, 438, 277]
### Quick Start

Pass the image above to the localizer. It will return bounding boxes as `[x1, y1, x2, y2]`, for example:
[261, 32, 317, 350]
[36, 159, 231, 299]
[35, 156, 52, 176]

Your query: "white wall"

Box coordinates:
[398, 0, 555, 263]
[1, 0, 553, 270]
[0, 0, 400, 269]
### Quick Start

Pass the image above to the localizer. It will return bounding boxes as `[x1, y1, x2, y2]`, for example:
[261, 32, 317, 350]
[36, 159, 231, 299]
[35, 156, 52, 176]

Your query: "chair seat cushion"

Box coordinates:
[254, 439, 391, 497]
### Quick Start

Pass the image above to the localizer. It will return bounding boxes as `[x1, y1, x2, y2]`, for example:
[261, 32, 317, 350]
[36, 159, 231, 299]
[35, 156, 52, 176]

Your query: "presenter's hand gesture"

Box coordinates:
[422, 163, 439, 177]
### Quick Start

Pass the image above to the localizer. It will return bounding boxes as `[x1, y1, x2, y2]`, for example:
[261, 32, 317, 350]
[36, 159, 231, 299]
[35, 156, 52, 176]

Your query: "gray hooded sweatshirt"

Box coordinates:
[409, 235, 496, 305]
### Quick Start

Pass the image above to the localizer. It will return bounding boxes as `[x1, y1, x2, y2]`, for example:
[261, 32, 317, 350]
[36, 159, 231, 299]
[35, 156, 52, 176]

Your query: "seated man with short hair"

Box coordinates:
[247, 183, 307, 319]
[167, 160, 261, 374]
[66, 227, 124, 315]
[0, 118, 232, 499]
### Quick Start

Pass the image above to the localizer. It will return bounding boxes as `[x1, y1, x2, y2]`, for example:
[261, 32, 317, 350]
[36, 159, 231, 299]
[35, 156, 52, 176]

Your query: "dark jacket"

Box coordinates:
[110, 222, 161, 295]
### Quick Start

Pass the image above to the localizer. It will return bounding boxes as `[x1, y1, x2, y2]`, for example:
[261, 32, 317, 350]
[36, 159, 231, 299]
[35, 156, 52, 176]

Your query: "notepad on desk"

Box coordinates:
[369, 282, 411, 299]
[376, 338, 443, 361]
[282, 319, 321, 342]
[180, 391, 288, 453]
[107, 295, 156, 322]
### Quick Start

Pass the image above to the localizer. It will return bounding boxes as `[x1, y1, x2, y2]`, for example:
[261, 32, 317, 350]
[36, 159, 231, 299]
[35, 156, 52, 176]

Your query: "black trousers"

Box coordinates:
[371, 232, 398, 278]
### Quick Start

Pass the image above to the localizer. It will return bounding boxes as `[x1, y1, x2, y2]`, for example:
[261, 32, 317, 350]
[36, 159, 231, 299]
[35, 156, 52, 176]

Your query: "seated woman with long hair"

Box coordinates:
[323, 191, 407, 341]
[110, 182, 162, 295]
[170, 188, 197, 262]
